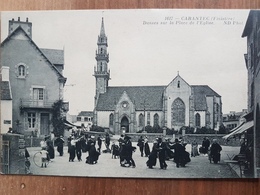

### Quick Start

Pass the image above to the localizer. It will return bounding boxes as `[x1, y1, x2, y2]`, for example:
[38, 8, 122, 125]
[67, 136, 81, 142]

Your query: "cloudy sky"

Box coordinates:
[1, 9, 250, 115]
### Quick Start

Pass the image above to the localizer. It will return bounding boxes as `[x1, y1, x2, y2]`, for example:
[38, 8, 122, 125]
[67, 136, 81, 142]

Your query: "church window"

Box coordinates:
[139, 114, 144, 127]
[177, 81, 180, 88]
[171, 98, 185, 127]
[195, 113, 201, 127]
[109, 113, 114, 126]
[154, 113, 159, 126]
[101, 48, 103, 54]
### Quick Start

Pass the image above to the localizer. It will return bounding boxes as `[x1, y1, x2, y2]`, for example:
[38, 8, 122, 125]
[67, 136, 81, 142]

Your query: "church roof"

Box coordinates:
[192, 85, 221, 110]
[40, 48, 64, 65]
[96, 86, 165, 111]
[1, 81, 12, 100]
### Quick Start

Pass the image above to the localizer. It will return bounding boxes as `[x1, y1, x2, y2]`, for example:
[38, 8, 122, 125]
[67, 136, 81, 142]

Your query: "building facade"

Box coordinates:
[222, 109, 247, 131]
[242, 10, 260, 178]
[73, 111, 93, 130]
[1, 66, 13, 134]
[93, 18, 223, 135]
[1, 17, 67, 136]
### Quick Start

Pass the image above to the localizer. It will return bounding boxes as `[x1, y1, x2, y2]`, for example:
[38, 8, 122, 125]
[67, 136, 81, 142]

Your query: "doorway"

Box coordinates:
[121, 116, 129, 133]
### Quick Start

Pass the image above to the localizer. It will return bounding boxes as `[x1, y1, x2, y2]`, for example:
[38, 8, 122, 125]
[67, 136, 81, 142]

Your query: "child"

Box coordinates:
[40, 147, 48, 168]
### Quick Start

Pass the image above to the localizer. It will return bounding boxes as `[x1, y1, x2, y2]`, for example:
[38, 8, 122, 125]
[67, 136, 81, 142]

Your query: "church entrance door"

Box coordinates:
[121, 116, 129, 133]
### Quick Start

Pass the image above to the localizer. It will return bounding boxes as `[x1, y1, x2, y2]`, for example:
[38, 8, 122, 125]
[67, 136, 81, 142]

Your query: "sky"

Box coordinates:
[1, 9, 250, 115]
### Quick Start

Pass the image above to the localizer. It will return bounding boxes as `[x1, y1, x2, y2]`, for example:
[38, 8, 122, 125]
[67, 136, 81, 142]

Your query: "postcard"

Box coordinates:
[1, 9, 259, 178]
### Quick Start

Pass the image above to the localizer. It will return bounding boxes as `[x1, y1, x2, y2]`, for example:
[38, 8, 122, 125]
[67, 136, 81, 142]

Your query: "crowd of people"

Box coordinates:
[36, 129, 225, 171]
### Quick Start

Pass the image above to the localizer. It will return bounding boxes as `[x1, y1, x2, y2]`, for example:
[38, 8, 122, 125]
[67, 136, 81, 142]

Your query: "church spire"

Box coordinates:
[100, 17, 105, 36]
[94, 17, 110, 97]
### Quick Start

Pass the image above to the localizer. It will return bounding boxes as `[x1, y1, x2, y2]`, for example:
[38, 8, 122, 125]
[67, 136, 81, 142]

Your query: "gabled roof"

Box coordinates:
[96, 86, 165, 111]
[40, 48, 64, 65]
[191, 85, 221, 111]
[1, 26, 66, 83]
[1, 81, 12, 100]
[78, 111, 94, 117]
[242, 10, 255, 38]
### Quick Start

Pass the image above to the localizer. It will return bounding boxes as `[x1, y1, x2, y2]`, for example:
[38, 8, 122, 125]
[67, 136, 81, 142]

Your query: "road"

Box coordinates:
[27, 143, 240, 178]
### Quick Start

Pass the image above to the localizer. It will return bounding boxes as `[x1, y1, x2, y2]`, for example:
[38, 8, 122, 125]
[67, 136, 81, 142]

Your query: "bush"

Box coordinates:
[90, 125, 105, 132]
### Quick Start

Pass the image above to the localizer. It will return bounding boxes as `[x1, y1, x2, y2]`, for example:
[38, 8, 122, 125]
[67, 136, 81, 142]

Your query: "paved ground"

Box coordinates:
[27, 143, 240, 178]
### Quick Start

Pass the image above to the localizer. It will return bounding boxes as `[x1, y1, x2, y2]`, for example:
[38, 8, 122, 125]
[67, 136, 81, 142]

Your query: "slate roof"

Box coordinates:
[78, 111, 94, 117]
[1, 81, 12, 100]
[40, 48, 64, 65]
[96, 85, 221, 112]
[96, 86, 165, 111]
[191, 85, 221, 111]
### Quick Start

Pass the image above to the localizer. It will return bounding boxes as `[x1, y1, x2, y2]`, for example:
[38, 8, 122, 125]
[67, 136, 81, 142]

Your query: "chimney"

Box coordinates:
[8, 17, 32, 38]
[1, 66, 10, 81]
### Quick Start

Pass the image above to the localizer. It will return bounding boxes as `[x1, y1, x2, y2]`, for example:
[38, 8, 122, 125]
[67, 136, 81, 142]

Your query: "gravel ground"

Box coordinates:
[27, 143, 240, 178]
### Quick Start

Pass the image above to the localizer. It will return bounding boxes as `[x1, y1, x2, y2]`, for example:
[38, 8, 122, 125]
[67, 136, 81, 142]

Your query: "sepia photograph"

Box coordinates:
[1, 9, 259, 178]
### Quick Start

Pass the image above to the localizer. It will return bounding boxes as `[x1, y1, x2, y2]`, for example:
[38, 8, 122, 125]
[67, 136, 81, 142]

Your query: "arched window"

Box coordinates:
[154, 113, 159, 126]
[171, 98, 185, 127]
[109, 113, 114, 126]
[100, 48, 103, 54]
[139, 114, 144, 127]
[18, 64, 25, 77]
[195, 113, 201, 127]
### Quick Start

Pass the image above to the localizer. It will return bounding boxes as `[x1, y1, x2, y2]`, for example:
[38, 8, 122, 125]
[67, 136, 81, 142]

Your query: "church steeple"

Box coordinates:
[94, 17, 110, 97]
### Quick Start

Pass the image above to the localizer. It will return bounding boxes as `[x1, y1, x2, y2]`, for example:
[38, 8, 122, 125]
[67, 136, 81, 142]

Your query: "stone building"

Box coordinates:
[242, 10, 260, 178]
[93, 18, 223, 135]
[1, 17, 67, 136]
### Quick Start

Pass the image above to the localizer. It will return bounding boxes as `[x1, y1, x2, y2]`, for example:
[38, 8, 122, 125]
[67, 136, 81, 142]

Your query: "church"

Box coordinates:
[93, 18, 223, 135]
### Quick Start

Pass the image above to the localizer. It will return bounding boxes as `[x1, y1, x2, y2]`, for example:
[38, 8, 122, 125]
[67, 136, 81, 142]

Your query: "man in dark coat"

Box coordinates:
[97, 134, 102, 153]
[137, 136, 145, 157]
[121, 135, 136, 168]
[210, 139, 222, 163]
[172, 138, 185, 168]
[156, 137, 167, 170]
[202, 137, 210, 155]
[146, 141, 157, 169]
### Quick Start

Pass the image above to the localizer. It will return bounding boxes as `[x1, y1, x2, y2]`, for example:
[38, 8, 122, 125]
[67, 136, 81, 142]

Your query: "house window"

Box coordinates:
[84, 117, 88, 122]
[28, 112, 36, 128]
[77, 117, 81, 121]
[18, 65, 25, 77]
[33, 88, 44, 100]
[195, 113, 201, 127]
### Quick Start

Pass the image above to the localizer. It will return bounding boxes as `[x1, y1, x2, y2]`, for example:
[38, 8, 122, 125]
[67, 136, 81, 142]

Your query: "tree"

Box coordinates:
[51, 100, 66, 137]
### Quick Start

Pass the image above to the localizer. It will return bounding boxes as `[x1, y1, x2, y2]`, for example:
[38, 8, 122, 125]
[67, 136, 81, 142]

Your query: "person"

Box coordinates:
[25, 147, 31, 174]
[76, 137, 83, 161]
[172, 138, 185, 168]
[144, 136, 150, 157]
[67, 135, 72, 153]
[69, 136, 79, 162]
[40, 147, 48, 168]
[111, 141, 120, 159]
[46, 135, 55, 161]
[121, 135, 136, 168]
[137, 136, 145, 157]
[191, 139, 199, 157]
[146, 141, 157, 169]
[118, 134, 125, 164]
[97, 134, 103, 153]
[55, 135, 65, 156]
[105, 133, 111, 153]
[156, 137, 167, 170]
[86, 136, 100, 164]
[209, 139, 222, 163]
[201, 137, 210, 155]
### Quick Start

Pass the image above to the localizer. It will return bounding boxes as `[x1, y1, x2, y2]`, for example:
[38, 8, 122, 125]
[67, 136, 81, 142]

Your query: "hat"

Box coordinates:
[91, 135, 95, 139]
[175, 138, 179, 143]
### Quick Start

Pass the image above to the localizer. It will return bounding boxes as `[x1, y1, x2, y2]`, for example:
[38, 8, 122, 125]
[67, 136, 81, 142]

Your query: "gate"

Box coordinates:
[0, 140, 10, 174]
